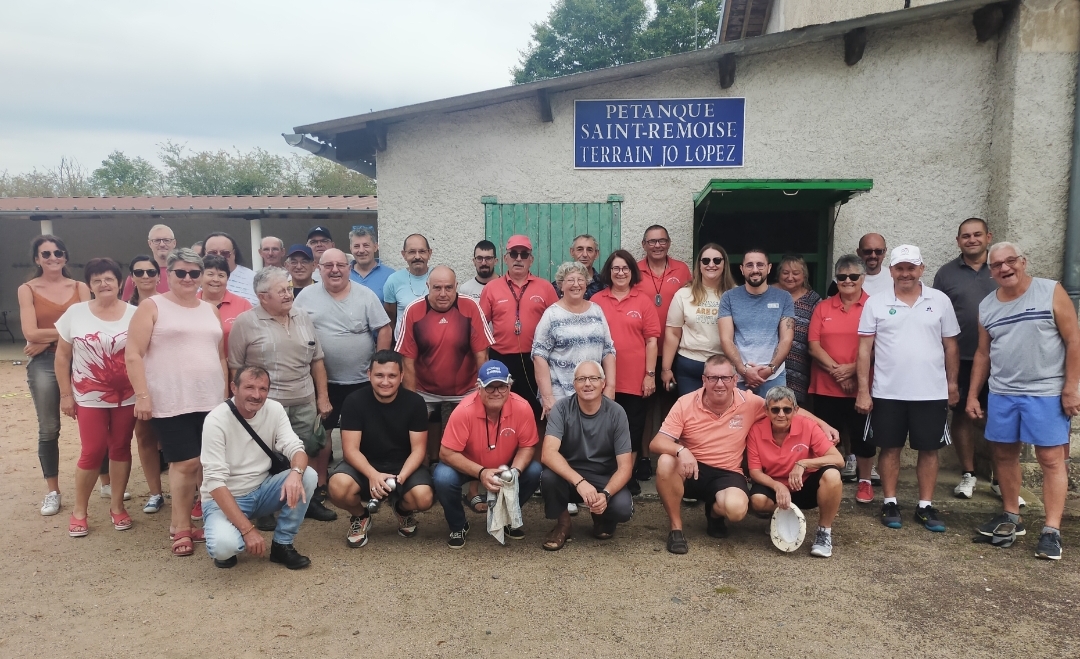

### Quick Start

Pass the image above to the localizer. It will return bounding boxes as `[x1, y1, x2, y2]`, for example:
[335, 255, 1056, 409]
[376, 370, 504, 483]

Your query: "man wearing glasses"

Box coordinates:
[348, 227, 394, 302]
[122, 224, 174, 300]
[553, 234, 606, 300]
[306, 226, 335, 283]
[285, 245, 316, 297]
[652, 354, 838, 554]
[479, 235, 558, 421]
[204, 231, 258, 305]
[459, 240, 498, 300]
[539, 360, 634, 550]
[434, 360, 542, 549]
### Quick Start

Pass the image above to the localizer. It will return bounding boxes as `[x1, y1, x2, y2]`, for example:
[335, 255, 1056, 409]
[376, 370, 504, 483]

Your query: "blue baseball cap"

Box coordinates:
[478, 360, 512, 386]
[286, 244, 313, 260]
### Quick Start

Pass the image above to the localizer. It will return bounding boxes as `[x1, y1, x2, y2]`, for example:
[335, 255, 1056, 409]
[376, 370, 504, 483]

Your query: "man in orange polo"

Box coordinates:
[652, 354, 838, 554]
[433, 360, 542, 549]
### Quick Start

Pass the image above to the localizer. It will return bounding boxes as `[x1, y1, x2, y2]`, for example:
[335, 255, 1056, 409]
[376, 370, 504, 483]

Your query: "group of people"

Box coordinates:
[17, 216, 1077, 568]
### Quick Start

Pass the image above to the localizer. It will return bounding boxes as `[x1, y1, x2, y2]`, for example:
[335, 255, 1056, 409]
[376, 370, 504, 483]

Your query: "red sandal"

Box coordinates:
[171, 529, 195, 557]
[69, 514, 89, 538]
[170, 527, 204, 543]
[110, 510, 133, 531]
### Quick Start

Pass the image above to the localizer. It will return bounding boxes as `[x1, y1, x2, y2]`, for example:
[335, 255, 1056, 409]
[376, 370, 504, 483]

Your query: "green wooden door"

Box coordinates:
[482, 195, 623, 281]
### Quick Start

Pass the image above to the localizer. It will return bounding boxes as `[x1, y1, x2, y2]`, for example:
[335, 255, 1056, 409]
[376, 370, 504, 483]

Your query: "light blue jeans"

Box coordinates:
[202, 467, 317, 560]
[27, 352, 61, 479]
[738, 371, 788, 399]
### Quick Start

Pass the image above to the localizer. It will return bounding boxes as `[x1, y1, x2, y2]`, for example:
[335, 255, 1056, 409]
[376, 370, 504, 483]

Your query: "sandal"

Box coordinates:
[542, 520, 573, 551]
[170, 527, 205, 543]
[464, 494, 488, 514]
[171, 529, 195, 557]
[110, 510, 133, 531]
[69, 514, 89, 538]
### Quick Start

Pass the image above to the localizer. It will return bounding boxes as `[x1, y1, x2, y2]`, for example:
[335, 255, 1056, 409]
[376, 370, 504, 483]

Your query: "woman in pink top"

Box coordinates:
[126, 248, 228, 557]
[197, 253, 252, 351]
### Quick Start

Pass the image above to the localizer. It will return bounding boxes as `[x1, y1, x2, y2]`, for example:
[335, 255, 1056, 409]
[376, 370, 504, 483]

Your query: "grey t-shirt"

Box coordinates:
[718, 286, 795, 381]
[545, 396, 631, 475]
[294, 283, 390, 385]
[932, 256, 998, 360]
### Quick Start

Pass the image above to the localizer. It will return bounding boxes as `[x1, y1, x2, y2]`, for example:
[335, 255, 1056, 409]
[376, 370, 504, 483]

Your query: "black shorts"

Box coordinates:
[614, 392, 647, 454]
[150, 411, 208, 463]
[329, 460, 433, 495]
[813, 394, 875, 459]
[324, 382, 369, 430]
[868, 398, 949, 451]
[956, 360, 988, 410]
[683, 463, 748, 501]
[489, 349, 541, 421]
[749, 466, 839, 510]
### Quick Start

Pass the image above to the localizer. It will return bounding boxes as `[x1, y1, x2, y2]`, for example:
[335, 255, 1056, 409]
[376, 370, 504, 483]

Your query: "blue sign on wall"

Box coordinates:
[575, 98, 745, 169]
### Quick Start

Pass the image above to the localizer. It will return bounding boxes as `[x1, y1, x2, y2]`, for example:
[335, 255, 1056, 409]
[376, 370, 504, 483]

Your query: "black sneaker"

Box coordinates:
[254, 514, 277, 532]
[880, 502, 902, 529]
[448, 521, 471, 549]
[627, 478, 641, 496]
[269, 541, 311, 569]
[504, 525, 525, 540]
[633, 456, 653, 481]
[977, 513, 1026, 537]
[915, 505, 946, 532]
[1036, 531, 1062, 560]
[705, 507, 728, 538]
[213, 556, 237, 569]
[305, 497, 338, 522]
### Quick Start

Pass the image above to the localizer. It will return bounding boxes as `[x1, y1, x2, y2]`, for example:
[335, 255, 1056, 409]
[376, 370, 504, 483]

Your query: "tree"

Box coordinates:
[90, 151, 162, 196]
[0, 158, 94, 197]
[512, 0, 719, 84]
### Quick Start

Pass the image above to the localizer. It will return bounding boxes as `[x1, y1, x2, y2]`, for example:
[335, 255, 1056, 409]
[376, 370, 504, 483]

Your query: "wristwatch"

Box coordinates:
[291, 467, 304, 477]
[645, 370, 656, 376]
[601, 489, 611, 500]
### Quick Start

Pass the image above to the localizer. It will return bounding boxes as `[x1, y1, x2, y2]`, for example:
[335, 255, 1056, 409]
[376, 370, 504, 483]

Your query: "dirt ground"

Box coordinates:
[2, 359, 1079, 658]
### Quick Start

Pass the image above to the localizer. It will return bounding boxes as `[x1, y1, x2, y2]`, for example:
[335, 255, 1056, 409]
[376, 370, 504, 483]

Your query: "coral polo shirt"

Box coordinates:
[441, 390, 540, 469]
[807, 292, 868, 398]
[479, 274, 558, 355]
[659, 388, 766, 472]
[591, 287, 662, 396]
[636, 257, 692, 354]
[746, 415, 833, 479]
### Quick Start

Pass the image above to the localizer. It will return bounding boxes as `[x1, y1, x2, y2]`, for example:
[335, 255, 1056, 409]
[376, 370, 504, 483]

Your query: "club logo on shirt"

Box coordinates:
[666, 277, 681, 284]
[626, 310, 642, 319]
[767, 303, 779, 309]
[530, 295, 546, 304]
[889, 308, 897, 315]
[500, 428, 516, 437]
[925, 306, 933, 312]
[729, 415, 743, 429]
[788, 443, 810, 454]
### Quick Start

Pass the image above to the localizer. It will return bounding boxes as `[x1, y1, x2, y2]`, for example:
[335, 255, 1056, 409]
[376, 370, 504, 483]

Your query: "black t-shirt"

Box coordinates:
[339, 387, 428, 470]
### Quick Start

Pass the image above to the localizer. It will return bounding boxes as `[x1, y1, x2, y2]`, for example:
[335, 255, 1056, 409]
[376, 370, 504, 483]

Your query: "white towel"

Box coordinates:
[486, 470, 522, 545]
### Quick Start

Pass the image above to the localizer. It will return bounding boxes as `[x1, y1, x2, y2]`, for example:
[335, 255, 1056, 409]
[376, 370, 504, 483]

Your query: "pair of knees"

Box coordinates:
[708, 491, 748, 522]
[76, 451, 131, 471]
[327, 475, 434, 512]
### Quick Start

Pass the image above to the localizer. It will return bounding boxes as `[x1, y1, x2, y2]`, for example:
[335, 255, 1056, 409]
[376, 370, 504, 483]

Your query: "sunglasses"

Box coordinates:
[206, 249, 233, 258]
[170, 269, 203, 279]
[39, 250, 66, 259]
[861, 248, 886, 256]
[508, 250, 531, 260]
[835, 273, 863, 282]
[483, 383, 509, 394]
[704, 375, 736, 384]
[132, 269, 159, 278]
[700, 257, 724, 266]
[769, 406, 795, 415]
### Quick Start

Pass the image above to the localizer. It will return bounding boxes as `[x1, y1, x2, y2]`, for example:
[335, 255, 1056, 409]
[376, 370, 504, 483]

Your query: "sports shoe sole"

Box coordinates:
[1036, 550, 1062, 561]
[810, 546, 832, 558]
[346, 535, 369, 548]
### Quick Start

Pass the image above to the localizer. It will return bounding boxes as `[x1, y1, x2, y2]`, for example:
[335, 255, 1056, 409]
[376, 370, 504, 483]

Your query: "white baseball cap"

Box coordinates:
[770, 504, 807, 553]
[890, 244, 923, 267]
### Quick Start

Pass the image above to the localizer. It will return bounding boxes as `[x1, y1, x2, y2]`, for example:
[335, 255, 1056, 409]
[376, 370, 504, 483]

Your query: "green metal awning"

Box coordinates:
[693, 179, 873, 211]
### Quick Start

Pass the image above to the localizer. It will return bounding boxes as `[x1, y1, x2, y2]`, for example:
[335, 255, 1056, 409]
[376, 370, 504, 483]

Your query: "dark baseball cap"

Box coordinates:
[307, 226, 333, 241]
[286, 244, 313, 260]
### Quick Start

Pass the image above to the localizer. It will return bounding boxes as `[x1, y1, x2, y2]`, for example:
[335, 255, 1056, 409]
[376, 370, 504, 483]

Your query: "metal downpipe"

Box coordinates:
[1064, 50, 1080, 302]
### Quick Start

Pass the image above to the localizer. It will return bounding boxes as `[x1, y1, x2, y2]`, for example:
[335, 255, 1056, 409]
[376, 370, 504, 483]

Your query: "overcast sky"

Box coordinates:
[0, 0, 555, 174]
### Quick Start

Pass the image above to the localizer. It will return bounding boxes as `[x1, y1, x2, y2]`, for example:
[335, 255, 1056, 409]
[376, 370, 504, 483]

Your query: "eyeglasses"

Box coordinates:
[321, 262, 350, 271]
[562, 278, 587, 286]
[700, 257, 724, 266]
[308, 238, 332, 247]
[644, 238, 670, 246]
[483, 383, 509, 394]
[768, 406, 795, 415]
[132, 268, 158, 278]
[38, 250, 66, 259]
[508, 250, 531, 260]
[703, 375, 736, 384]
[170, 269, 202, 279]
[474, 255, 496, 262]
[861, 248, 886, 256]
[262, 288, 292, 299]
[149, 238, 175, 246]
[989, 256, 1022, 272]
[206, 249, 233, 259]
[574, 375, 603, 384]
[835, 273, 863, 282]
[610, 266, 631, 273]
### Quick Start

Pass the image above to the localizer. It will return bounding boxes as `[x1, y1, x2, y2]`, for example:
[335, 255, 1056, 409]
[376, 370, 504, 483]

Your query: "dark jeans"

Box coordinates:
[673, 353, 705, 396]
[614, 393, 647, 454]
[432, 461, 542, 532]
[541, 467, 633, 523]
[27, 352, 61, 479]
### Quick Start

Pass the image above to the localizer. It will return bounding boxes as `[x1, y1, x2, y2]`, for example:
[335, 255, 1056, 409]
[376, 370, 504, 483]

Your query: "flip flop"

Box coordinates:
[110, 510, 133, 531]
[69, 514, 89, 538]
[464, 494, 488, 514]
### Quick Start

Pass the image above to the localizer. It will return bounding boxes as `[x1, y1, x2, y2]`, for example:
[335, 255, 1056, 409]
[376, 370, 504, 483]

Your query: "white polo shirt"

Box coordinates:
[858, 284, 959, 401]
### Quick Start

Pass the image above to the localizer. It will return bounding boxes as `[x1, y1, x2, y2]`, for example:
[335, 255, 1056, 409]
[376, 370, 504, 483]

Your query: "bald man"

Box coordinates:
[260, 236, 285, 268]
[395, 265, 494, 461]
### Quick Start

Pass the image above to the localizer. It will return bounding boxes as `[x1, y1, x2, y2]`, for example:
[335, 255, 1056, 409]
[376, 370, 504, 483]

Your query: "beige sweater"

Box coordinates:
[200, 399, 304, 501]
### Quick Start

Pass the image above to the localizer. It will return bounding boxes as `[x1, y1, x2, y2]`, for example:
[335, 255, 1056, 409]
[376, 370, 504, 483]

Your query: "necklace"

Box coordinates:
[407, 273, 427, 297]
[648, 258, 668, 307]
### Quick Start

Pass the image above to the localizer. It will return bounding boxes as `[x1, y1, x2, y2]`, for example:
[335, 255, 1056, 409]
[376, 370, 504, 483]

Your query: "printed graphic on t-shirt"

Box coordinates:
[72, 331, 134, 405]
[695, 300, 719, 324]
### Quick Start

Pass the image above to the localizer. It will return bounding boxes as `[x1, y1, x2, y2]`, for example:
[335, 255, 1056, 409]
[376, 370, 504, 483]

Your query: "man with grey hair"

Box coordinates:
[122, 223, 174, 300]
[259, 236, 286, 268]
[553, 234, 606, 299]
[540, 360, 634, 550]
[228, 266, 336, 524]
[967, 242, 1080, 560]
[349, 227, 395, 302]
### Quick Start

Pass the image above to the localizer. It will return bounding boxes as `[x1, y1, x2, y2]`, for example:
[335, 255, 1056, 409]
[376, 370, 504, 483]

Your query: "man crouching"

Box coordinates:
[201, 366, 317, 569]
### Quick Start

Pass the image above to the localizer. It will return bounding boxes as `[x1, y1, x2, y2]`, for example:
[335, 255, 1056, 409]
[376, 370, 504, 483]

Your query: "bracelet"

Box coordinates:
[136, 393, 149, 400]
[574, 478, 586, 488]
[676, 447, 684, 457]
[662, 368, 672, 373]
[240, 525, 255, 535]
[478, 467, 486, 480]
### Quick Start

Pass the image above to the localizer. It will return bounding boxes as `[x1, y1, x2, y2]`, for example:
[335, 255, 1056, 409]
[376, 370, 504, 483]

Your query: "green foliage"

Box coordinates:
[513, 0, 719, 84]
[90, 151, 162, 196]
[0, 158, 94, 197]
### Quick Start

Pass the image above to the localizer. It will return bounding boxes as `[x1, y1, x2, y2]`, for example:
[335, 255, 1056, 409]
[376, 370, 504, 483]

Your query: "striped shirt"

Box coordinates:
[531, 303, 616, 399]
[979, 277, 1065, 396]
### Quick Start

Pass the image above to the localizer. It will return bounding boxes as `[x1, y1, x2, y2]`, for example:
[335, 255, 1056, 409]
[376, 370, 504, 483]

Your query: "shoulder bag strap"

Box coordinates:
[225, 399, 277, 462]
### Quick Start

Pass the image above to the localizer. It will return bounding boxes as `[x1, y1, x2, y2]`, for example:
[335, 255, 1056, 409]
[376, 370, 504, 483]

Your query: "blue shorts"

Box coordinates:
[984, 393, 1070, 447]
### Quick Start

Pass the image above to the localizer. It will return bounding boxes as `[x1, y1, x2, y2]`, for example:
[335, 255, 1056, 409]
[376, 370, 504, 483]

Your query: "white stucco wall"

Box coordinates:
[376, 15, 1004, 281]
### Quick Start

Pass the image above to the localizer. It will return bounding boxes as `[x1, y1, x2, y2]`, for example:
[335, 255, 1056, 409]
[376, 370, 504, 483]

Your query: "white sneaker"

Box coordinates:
[841, 455, 857, 482]
[809, 528, 833, 558]
[870, 466, 881, 485]
[567, 502, 579, 516]
[41, 491, 61, 516]
[99, 484, 132, 501]
[990, 482, 1027, 508]
[953, 473, 977, 499]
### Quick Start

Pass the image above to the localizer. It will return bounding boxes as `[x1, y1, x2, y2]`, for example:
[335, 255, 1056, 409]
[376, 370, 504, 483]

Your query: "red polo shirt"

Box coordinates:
[591, 287, 662, 395]
[636, 257, 691, 354]
[441, 390, 539, 469]
[807, 292, 869, 398]
[396, 296, 493, 396]
[198, 289, 252, 352]
[479, 274, 558, 355]
[747, 415, 833, 479]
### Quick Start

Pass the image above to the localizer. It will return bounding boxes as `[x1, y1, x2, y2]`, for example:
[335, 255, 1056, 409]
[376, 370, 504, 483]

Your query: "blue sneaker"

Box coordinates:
[880, 502, 902, 529]
[1035, 531, 1062, 561]
[916, 505, 946, 532]
[143, 494, 165, 514]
